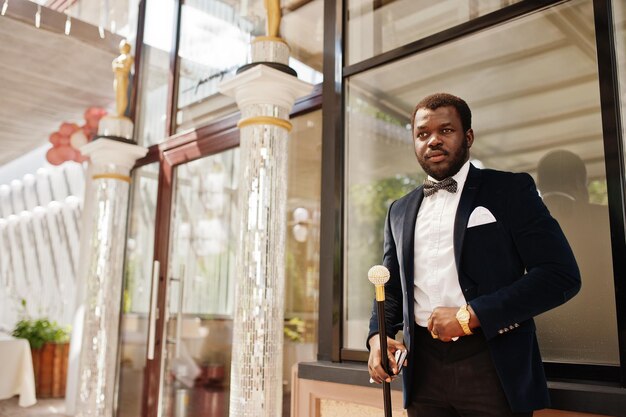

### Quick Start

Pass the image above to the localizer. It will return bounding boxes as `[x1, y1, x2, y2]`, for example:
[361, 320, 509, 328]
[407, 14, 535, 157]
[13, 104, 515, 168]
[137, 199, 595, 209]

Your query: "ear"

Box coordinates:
[465, 129, 475, 148]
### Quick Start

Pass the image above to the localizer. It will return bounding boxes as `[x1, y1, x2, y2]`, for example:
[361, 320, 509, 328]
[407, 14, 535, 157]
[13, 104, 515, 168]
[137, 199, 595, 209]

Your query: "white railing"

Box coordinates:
[0, 163, 85, 331]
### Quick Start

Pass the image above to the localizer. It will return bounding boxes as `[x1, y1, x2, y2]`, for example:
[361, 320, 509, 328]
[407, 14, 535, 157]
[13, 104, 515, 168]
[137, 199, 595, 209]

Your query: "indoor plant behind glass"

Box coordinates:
[12, 318, 71, 398]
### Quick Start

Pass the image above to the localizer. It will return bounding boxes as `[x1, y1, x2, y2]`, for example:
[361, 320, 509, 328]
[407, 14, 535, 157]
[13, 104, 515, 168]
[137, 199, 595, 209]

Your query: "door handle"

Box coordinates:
[147, 260, 160, 360]
[175, 265, 185, 358]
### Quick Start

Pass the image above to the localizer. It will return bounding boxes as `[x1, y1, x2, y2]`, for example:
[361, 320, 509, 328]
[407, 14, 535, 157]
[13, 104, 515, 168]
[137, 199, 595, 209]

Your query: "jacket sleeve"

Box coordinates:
[366, 200, 405, 350]
[469, 173, 581, 340]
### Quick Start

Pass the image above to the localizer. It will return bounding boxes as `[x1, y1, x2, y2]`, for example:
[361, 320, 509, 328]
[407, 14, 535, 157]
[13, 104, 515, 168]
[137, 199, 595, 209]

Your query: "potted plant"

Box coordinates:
[12, 318, 71, 398]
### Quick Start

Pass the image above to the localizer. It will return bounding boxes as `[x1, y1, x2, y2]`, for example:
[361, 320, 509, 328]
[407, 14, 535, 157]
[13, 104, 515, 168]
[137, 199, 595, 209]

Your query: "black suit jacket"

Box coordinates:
[368, 164, 580, 412]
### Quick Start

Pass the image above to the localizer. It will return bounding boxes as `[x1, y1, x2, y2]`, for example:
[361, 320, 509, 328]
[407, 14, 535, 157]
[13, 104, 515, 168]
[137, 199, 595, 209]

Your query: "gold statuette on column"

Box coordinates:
[98, 39, 135, 140]
[249, 0, 290, 68]
[264, 0, 281, 38]
[112, 40, 133, 118]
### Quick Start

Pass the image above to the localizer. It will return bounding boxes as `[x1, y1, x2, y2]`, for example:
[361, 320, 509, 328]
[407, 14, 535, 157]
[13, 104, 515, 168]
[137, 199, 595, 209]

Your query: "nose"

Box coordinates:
[427, 133, 443, 147]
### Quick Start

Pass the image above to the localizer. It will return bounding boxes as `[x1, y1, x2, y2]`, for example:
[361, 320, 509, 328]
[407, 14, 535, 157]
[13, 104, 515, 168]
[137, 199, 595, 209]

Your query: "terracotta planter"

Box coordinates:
[31, 342, 69, 398]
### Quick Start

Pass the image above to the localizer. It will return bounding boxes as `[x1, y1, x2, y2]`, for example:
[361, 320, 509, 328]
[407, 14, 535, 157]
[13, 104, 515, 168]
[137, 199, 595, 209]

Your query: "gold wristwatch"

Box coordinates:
[456, 304, 473, 336]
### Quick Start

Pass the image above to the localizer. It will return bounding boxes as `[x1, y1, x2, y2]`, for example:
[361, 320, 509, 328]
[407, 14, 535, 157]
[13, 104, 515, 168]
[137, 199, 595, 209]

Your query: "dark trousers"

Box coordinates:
[407, 326, 533, 417]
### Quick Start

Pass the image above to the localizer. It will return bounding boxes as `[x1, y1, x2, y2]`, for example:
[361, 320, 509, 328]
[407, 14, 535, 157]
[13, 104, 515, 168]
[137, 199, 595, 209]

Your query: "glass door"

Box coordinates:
[116, 163, 160, 417]
[158, 148, 240, 417]
[115, 107, 322, 417]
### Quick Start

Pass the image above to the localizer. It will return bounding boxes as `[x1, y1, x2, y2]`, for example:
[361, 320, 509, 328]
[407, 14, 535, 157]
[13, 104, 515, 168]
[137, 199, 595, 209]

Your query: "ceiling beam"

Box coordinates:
[3, 0, 122, 53]
[44, 0, 78, 13]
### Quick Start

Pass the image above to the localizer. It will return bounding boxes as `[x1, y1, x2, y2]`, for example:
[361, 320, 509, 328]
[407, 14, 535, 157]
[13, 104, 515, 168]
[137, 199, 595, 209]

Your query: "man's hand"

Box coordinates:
[368, 335, 407, 384]
[428, 307, 464, 342]
[428, 305, 481, 341]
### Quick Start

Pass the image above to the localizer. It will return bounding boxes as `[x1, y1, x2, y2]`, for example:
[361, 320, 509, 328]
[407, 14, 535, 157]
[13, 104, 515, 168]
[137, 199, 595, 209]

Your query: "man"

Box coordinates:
[367, 93, 580, 416]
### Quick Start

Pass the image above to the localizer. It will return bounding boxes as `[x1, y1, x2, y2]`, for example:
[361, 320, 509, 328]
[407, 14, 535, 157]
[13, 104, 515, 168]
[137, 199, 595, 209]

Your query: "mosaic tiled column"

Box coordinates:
[220, 39, 312, 417]
[74, 119, 147, 417]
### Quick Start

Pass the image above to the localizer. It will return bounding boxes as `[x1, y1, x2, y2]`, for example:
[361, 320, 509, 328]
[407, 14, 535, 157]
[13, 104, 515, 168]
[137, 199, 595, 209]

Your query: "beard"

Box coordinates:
[417, 142, 469, 181]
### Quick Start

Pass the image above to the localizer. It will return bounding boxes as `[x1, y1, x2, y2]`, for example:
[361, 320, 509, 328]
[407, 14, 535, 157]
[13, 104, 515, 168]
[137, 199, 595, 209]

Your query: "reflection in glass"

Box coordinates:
[346, 0, 521, 65]
[135, 0, 176, 146]
[344, 91, 420, 348]
[283, 112, 322, 401]
[343, 0, 619, 364]
[534, 150, 617, 364]
[64, 0, 140, 38]
[175, 0, 323, 131]
[614, 1, 626, 172]
[157, 110, 321, 417]
[170, 150, 240, 317]
[116, 163, 159, 417]
[159, 149, 239, 417]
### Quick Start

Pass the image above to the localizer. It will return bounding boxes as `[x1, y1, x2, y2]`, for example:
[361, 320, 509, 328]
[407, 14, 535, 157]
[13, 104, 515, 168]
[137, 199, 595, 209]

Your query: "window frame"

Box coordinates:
[319, 0, 626, 389]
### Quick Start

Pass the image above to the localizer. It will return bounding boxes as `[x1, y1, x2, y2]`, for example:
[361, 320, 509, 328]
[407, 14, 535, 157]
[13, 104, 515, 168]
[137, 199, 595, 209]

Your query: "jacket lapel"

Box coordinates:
[402, 187, 423, 289]
[453, 164, 481, 271]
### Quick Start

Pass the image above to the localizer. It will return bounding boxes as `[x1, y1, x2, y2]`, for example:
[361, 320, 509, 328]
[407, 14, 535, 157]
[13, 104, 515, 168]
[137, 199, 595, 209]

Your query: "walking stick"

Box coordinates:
[368, 265, 392, 417]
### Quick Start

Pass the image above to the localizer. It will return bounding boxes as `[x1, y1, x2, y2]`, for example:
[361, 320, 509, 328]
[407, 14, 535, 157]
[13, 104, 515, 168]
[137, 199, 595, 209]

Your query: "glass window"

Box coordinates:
[135, 0, 176, 146]
[346, 0, 522, 65]
[158, 110, 322, 416]
[284, 111, 322, 390]
[159, 149, 239, 417]
[614, 1, 626, 170]
[169, 149, 240, 316]
[343, 0, 619, 365]
[65, 0, 140, 39]
[175, 0, 323, 132]
[117, 163, 159, 417]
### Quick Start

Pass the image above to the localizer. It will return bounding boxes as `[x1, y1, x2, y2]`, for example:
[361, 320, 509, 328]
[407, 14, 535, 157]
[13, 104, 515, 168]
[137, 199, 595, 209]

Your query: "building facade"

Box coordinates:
[35, 0, 626, 416]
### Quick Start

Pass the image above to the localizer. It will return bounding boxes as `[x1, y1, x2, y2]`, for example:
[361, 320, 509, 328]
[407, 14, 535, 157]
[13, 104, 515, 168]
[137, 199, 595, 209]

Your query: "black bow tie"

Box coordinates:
[423, 177, 458, 197]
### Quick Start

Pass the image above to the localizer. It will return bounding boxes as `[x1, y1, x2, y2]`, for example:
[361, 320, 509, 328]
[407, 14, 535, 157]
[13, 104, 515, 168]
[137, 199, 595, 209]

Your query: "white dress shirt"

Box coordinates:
[414, 161, 470, 326]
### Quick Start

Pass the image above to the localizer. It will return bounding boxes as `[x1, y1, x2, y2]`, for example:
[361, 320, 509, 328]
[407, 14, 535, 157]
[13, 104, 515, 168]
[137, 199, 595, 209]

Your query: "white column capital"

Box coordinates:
[80, 139, 148, 171]
[219, 65, 313, 110]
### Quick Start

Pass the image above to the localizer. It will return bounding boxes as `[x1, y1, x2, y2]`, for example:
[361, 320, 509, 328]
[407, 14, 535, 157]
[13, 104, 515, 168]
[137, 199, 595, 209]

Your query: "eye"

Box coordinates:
[415, 131, 429, 139]
[442, 128, 454, 134]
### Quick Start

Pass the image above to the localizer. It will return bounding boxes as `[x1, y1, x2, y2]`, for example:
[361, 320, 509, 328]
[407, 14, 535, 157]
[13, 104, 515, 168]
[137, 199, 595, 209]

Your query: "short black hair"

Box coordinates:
[411, 93, 472, 134]
[537, 150, 587, 196]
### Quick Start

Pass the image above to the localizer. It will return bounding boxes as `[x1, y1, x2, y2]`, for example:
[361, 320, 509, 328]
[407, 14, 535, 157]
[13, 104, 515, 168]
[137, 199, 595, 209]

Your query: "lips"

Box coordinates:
[426, 151, 448, 162]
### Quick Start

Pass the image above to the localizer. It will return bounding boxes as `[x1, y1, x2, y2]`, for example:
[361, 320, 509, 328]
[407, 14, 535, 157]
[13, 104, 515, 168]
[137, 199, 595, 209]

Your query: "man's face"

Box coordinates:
[413, 106, 474, 180]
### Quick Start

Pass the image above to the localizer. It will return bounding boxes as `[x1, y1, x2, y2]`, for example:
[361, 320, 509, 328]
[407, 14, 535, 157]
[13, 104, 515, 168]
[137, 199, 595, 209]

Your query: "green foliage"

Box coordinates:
[588, 179, 608, 205]
[12, 318, 70, 350]
[350, 174, 423, 227]
[346, 174, 423, 320]
[284, 317, 306, 343]
[352, 98, 406, 127]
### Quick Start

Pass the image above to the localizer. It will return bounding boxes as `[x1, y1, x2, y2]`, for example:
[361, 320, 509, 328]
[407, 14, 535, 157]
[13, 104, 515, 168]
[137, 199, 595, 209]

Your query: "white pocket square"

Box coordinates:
[467, 206, 497, 228]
